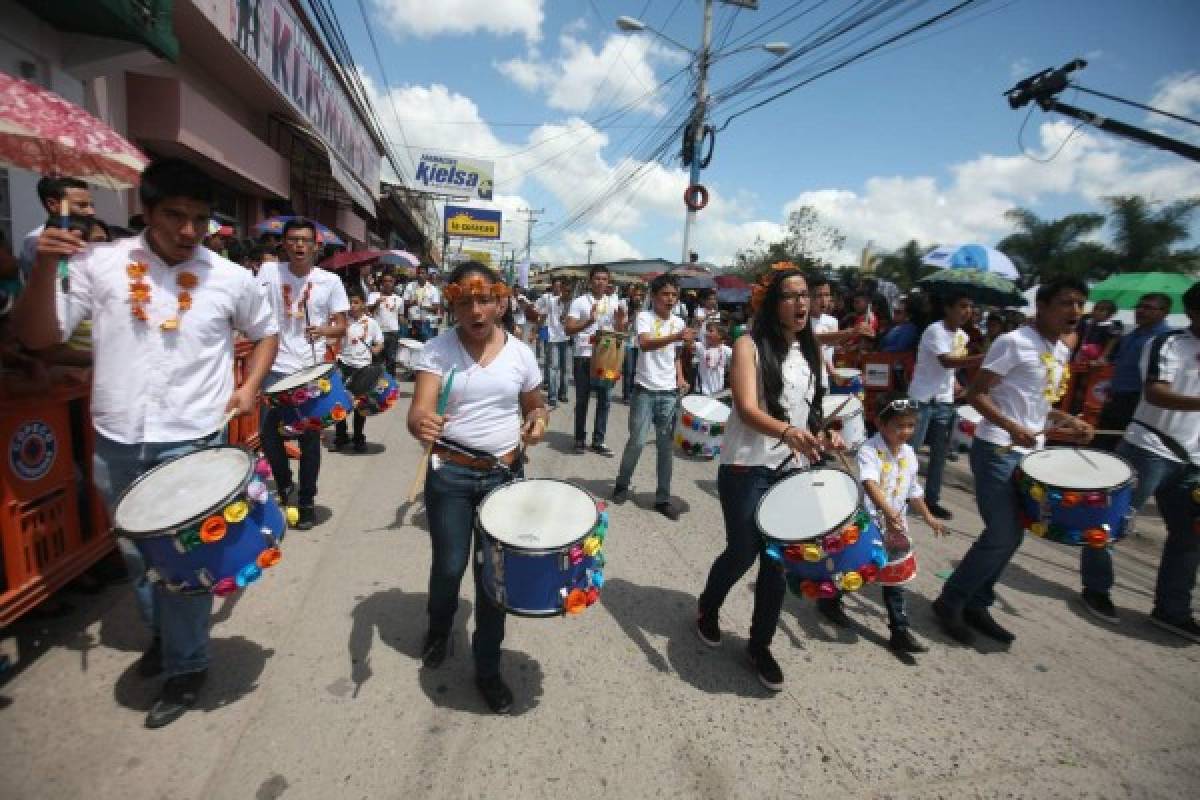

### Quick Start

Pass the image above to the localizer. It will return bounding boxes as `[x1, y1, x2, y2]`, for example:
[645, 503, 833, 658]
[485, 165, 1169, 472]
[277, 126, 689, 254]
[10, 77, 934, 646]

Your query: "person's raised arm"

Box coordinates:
[13, 228, 85, 349]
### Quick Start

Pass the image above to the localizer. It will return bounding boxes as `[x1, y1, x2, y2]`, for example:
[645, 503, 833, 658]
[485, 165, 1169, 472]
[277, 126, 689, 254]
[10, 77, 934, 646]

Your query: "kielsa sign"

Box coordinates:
[444, 205, 502, 240]
[416, 153, 494, 201]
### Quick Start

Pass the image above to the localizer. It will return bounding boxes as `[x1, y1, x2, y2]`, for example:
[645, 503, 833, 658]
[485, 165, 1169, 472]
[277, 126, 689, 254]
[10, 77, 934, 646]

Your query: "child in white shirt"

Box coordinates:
[695, 322, 732, 396]
[335, 292, 384, 452]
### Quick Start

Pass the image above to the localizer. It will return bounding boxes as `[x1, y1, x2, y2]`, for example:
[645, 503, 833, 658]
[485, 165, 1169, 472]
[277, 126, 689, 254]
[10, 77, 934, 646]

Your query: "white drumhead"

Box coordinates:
[115, 448, 251, 534]
[479, 479, 597, 549]
[757, 468, 860, 541]
[1020, 448, 1131, 490]
[267, 363, 333, 393]
[822, 394, 863, 418]
[834, 368, 861, 380]
[681, 394, 730, 423]
[399, 338, 424, 350]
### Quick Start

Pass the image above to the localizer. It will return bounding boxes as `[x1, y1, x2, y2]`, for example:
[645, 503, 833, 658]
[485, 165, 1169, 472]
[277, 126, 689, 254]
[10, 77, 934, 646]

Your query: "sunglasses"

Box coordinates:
[883, 398, 919, 414]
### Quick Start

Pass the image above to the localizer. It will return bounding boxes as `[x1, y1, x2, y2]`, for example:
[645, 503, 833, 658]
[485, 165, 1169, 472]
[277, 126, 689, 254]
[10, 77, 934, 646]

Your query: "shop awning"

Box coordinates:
[17, 0, 179, 62]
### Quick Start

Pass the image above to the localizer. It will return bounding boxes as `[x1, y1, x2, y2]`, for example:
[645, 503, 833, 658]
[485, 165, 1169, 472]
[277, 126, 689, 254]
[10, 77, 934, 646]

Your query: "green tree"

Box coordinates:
[995, 208, 1108, 285]
[1104, 195, 1200, 273]
[874, 240, 929, 291]
[732, 206, 845, 281]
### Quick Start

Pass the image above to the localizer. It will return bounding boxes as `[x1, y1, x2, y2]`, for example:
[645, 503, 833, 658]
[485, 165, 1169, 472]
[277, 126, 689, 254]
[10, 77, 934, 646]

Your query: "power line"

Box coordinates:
[1070, 83, 1200, 129]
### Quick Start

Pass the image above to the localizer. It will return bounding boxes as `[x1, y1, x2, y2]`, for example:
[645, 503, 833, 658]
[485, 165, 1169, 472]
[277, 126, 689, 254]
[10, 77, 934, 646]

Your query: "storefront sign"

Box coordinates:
[416, 153, 494, 200]
[444, 205, 501, 240]
[229, 0, 381, 207]
[462, 250, 493, 266]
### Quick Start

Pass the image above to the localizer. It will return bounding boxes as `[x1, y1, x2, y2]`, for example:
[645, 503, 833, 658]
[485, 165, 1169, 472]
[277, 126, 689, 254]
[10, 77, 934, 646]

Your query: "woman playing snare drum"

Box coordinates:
[695, 266, 842, 691]
[407, 261, 549, 714]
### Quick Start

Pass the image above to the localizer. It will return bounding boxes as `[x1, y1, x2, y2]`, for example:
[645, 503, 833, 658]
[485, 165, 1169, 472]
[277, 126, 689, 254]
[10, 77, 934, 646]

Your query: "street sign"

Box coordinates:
[444, 205, 502, 240]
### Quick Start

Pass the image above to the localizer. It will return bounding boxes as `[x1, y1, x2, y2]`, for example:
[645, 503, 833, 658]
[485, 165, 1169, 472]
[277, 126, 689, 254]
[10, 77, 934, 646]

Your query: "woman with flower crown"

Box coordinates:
[933, 276, 1094, 647]
[407, 261, 549, 714]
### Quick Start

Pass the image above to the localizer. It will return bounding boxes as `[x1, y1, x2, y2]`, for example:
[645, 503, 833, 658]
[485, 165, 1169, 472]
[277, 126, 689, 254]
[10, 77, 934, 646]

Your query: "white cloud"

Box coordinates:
[1149, 71, 1200, 118]
[373, 0, 543, 42]
[1009, 57, 1035, 80]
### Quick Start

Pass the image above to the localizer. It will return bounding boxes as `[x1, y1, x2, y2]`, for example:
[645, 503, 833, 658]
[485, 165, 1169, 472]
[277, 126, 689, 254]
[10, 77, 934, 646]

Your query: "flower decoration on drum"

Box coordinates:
[200, 516, 227, 543]
[443, 276, 511, 304]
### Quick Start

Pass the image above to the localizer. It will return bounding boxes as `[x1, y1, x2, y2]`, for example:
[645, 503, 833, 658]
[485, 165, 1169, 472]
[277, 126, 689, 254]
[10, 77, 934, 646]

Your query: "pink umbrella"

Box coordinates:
[0, 74, 148, 188]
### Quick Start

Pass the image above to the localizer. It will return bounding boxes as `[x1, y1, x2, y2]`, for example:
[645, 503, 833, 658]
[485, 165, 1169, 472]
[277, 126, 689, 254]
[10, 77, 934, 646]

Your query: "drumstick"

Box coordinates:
[303, 294, 318, 365]
[820, 395, 855, 431]
[408, 367, 457, 503]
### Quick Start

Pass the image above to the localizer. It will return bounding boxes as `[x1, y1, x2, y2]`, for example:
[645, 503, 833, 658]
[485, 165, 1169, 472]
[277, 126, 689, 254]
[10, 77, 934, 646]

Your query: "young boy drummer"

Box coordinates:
[333, 291, 383, 452]
[13, 158, 279, 728]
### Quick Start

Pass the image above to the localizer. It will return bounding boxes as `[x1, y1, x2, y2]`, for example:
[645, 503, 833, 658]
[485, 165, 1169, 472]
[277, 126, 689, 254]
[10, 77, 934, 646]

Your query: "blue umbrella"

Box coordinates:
[922, 244, 1018, 281]
[253, 216, 345, 247]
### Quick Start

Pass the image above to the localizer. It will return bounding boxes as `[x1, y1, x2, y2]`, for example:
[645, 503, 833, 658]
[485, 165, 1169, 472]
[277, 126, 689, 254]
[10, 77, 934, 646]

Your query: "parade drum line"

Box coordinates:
[821, 394, 866, 451]
[676, 394, 730, 458]
[590, 330, 626, 388]
[829, 367, 864, 396]
[477, 479, 607, 617]
[1014, 447, 1135, 547]
[113, 446, 286, 596]
[264, 363, 354, 437]
[755, 468, 887, 599]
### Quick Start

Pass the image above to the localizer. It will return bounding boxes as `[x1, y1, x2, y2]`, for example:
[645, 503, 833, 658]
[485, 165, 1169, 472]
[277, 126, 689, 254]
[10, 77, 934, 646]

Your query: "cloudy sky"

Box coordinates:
[345, 0, 1200, 266]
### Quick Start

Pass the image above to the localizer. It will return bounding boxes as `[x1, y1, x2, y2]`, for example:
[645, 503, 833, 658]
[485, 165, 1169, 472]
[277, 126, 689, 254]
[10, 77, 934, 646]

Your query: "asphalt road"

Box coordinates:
[2, 389, 1197, 799]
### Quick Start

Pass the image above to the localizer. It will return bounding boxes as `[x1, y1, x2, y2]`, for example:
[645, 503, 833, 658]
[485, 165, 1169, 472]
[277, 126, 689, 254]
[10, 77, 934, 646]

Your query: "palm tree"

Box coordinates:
[874, 240, 928, 291]
[996, 208, 1108, 286]
[1104, 195, 1200, 272]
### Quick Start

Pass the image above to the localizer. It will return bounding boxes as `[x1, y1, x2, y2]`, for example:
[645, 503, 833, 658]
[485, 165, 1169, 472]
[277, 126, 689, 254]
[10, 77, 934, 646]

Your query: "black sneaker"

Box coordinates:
[276, 483, 294, 508]
[611, 486, 629, 505]
[422, 632, 449, 669]
[927, 502, 953, 520]
[1081, 590, 1120, 624]
[331, 436, 350, 451]
[696, 608, 721, 647]
[295, 506, 316, 531]
[548, 401, 557, 410]
[889, 628, 929, 654]
[476, 673, 514, 714]
[746, 645, 784, 692]
[654, 502, 680, 521]
[591, 443, 614, 457]
[1148, 611, 1200, 644]
[932, 597, 975, 645]
[145, 669, 206, 729]
[352, 438, 367, 453]
[574, 441, 587, 454]
[558, 394, 569, 404]
[817, 597, 853, 628]
[136, 636, 163, 678]
[963, 607, 1015, 643]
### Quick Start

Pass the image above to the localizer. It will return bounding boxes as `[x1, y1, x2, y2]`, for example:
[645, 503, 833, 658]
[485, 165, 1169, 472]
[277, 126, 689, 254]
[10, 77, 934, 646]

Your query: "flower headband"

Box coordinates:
[443, 275, 511, 303]
[749, 262, 802, 311]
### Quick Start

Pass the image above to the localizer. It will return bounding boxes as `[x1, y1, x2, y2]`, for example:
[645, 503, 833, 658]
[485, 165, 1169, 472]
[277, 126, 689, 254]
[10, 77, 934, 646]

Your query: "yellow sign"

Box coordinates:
[463, 250, 493, 266]
[445, 209, 501, 240]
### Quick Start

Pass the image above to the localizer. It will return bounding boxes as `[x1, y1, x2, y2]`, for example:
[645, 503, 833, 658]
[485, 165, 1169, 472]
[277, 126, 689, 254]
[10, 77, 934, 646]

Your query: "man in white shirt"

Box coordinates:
[333, 291, 384, 452]
[1087, 282, 1199, 638]
[612, 275, 692, 519]
[258, 219, 349, 530]
[17, 176, 96, 284]
[531, 276, 571, 407]
[369, 273, 404, 372]
[14, 158, 279, 729]
[907, 293, 984, 520]
[934, 278, 1093, 647]
[565, 265, 626, 454]
[620, 283, 647, 402]
[403, 265, 441, 342]
[810, 274, 870, 386]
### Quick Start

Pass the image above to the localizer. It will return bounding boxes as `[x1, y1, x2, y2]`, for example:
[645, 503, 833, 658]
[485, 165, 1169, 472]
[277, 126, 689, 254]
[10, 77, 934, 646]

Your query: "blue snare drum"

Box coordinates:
[354, 371, 399, 416]
[755, 468, 886, 599]
[478, 479, 606, 617]
[1014, 448, 1135, 547]
[829, 367, 864, 396]
[113, 446, 286, 596]
[265, 363, 355, 437]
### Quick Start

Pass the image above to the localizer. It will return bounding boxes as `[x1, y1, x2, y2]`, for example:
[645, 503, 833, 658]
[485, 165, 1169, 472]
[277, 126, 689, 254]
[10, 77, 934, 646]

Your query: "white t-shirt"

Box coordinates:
[634, 311, 684, 391]
[909, 322, 969, 403]
[258, 261, 350, 374]
[54, 233, 277, 443]
[403, 281, 440, 322]
[721, 340, 816, 470]
[813, 313, 839, 387]
[1124, 329, 1199, 465]
[339, 315, 383, 368]
[693, 305, 718, 325]
[974, 326, 1070, 451]
[620, 297, 643, 350]
[371, 292, 403, 332]
[696, 343, 732, 396]
[413, 330, 543, 457]
[568, 292, 617, 357]
[536, 293, 568, 343]
[512, 294, 527, 326]
[857, 433, 924, 518]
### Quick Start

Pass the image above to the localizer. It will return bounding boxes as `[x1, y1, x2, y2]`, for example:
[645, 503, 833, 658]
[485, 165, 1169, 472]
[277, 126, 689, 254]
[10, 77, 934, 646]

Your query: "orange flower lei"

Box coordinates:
[443, 276, 511, 303]
[126, 263, 197, 330]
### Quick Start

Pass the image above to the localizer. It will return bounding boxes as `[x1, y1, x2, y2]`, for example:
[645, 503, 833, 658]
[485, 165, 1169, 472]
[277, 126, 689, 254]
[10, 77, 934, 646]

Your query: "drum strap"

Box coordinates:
[1128, 419, 1194, 465]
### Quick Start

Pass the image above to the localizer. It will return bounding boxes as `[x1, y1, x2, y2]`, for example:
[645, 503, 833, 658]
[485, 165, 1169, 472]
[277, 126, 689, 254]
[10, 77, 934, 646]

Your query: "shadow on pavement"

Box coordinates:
[601, 577, 772, 699]
[112, 634, 273, 714]
[542, 429, 579, 456]
[328, 442, 388, 456]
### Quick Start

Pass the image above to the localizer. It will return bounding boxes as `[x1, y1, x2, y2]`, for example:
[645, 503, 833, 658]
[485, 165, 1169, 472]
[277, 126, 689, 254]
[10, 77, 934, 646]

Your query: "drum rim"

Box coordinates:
[680, 393, 732, 422]
[265, 362, 335, 394]
[1018, 446, 1135, 491]
[755, 466, 864, 543]
[476, 478, 600, 554]
[877, 550, 918, 586]
[113, 445, 255, 538]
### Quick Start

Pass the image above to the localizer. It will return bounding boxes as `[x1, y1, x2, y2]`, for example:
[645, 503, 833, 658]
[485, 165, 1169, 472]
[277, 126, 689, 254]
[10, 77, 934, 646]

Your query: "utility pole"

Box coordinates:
[585, 238, 596, 265]
[680, 0, 714, 266]
[517, 207, 544, 286]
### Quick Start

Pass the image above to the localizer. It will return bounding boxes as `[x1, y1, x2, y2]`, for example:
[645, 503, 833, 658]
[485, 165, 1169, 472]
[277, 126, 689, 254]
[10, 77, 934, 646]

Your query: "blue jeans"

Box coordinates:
[615, 387, 679, 504]
[545, 340, 570, 402]
[94, 432, 221, 677]
[910, 400, 956, 505]
[699, 466, 785, 649]
[621, 348, 638, 401]
[260, 370, 321, 506]
[425, 461, 520, 677]
[1154, 467, 1200, 621]
[573, 356, 610, 446]
[939, 439, 1024, 611]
